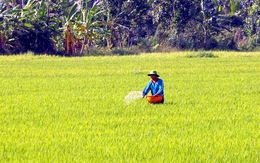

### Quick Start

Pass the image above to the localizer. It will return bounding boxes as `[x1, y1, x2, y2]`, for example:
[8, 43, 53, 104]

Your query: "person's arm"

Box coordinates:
[153, 79, 164, 96]
[142, 81, 152, 97]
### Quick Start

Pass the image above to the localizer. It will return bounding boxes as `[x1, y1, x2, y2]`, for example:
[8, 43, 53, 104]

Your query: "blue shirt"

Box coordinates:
[142, 78, 164, 96]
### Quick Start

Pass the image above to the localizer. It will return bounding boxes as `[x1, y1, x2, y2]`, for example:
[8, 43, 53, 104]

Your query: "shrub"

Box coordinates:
[216, 33, 237, 50]
[81, 47, 141, 56]
[137, 38, 158, 52]
[85, 47, 111, 56]
[236, 34, 260, 51]
[111, 47, 140, 55]
[187, 52, 218, 58]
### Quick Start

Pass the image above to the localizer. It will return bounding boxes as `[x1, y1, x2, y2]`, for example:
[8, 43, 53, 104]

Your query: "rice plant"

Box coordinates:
[0, 51, 259, 162]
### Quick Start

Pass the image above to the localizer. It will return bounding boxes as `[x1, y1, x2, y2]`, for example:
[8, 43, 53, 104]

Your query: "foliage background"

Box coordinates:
[0, 0, 259, 55]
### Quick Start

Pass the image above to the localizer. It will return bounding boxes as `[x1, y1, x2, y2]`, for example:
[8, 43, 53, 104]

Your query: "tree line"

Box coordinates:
[0, 0, 259, 55]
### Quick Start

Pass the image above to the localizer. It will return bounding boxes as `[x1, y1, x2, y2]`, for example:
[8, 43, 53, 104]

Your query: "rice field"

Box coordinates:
[0, 51, 259, 162]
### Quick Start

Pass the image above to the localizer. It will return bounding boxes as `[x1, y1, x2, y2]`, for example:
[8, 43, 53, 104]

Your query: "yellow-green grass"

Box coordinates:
[0, 51, 259, 162]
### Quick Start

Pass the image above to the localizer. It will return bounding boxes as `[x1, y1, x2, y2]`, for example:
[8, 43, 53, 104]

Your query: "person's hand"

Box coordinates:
[152, 94, 158, 97]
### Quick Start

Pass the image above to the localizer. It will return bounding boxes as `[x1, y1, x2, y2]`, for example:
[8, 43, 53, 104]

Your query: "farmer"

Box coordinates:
[142, 70, 164, 104]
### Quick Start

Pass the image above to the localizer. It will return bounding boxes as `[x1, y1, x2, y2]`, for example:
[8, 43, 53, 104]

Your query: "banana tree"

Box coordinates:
[77, 0, 106, 54]
[64, 0, 106, 55]
[0, 0, 63, 54]
[64, 2, 78, 55]
[0, 2, 22, 53]
[17, 0, 62, 53]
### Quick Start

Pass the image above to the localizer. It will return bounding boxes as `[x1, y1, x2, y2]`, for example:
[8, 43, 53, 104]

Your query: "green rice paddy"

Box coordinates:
[0, 51, 259, 162]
